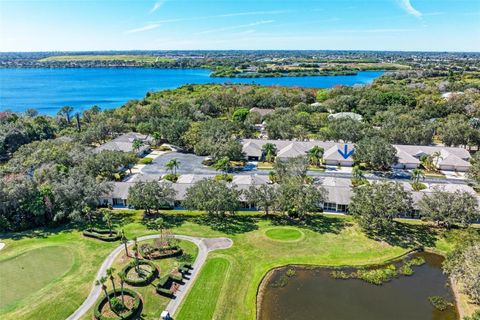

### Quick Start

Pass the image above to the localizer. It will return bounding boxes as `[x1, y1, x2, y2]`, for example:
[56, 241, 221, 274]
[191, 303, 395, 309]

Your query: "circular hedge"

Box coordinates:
[265, 228, 304, 241]
[120, 259, 158, 286]
[83, 228, 121, 242]
[94, 288, 142, 320]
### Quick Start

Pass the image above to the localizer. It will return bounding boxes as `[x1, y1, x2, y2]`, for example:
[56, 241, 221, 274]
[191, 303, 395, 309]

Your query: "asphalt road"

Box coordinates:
[66, 234, 233, 320]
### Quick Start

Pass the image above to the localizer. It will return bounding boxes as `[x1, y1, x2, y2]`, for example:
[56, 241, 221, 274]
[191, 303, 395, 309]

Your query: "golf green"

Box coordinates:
[0, 246, 74, 308]
[265, 228, 304, 241]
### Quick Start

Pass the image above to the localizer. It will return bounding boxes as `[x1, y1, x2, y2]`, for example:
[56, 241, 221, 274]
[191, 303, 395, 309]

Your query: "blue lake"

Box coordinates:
[0, 68, 383, 115]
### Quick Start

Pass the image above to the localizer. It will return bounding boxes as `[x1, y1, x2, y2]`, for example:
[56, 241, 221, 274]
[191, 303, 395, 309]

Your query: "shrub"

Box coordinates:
[110, 297, 126, 313]
[141, 246, 183, 260]
[355, 264, 397, 285]
[163, 173, 179, 182]
[94, 288, 142, 320]
[286, 268, 296, 277]
[330, 270, 352, 279]
[137, 157, 153, 165]
[214, 174, 233, 182]
[156, 287, 174, 297]
[83, 228, 121, 242]
[411, 182, 427, 191]
[120, 259, 158, 286]
[158, 145, 172, 151]
[428, 296, 453, 311]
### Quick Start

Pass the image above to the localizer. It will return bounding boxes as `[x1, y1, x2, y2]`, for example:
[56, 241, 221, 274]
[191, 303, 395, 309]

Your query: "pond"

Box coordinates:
[258, 252, 458, 320]
[0, 68, 383, 115]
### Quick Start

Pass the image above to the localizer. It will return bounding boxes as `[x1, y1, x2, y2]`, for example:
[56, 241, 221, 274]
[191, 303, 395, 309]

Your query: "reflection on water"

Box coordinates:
[258, 252, 458, 320]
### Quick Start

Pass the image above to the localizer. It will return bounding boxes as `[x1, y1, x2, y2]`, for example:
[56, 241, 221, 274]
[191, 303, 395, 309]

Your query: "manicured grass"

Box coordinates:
[175, 218, 411, 320]
[0, 246, 74, 308]
[0, 210, 476, 320]
[265, 227, 304, 241]
[176, 257, 230, 320]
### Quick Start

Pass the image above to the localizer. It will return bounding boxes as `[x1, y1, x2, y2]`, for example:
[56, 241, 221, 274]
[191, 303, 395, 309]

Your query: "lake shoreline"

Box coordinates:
[0, 68, 383, 115]
[256, 251, 461, 320]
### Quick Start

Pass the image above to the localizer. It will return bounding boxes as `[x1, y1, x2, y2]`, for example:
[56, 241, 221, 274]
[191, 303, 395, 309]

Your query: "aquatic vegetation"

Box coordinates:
[428, 296, 453, 311]
[356, 264, 397, 285]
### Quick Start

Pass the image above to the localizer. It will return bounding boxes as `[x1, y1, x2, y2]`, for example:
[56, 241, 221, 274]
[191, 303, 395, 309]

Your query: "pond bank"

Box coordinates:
[257, 251, 459, 320]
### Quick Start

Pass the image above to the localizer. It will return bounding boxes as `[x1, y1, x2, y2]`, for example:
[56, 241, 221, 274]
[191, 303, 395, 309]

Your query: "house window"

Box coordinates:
[337, 204, 348, 212]
[323, 202, 336, 211]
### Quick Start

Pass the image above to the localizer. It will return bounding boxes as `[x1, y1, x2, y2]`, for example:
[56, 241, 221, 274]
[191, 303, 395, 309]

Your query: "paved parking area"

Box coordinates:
[141, 151, 217, 175]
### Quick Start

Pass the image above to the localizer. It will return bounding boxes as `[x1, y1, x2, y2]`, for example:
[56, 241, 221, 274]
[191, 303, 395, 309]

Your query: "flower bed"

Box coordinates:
[94, 288, 142, 320]
[82, 228, 121, 242]
[120, 259, 158, 286]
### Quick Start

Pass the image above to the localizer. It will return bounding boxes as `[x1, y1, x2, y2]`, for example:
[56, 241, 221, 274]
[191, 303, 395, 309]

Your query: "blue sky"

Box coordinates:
[0, 0, 479, 52]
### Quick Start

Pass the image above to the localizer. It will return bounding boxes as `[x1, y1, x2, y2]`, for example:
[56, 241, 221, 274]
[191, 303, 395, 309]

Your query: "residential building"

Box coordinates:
[241, 139, 471, 171]
[94, 132, 152, 156]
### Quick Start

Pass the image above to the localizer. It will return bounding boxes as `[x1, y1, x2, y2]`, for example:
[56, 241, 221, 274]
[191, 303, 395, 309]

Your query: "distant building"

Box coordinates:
[241, 139, 471, 171]
[95, 132, 152, 156]
[100, 174, 478, 216]
[327, 112, 363, 122]
[249, 107, 275, 119]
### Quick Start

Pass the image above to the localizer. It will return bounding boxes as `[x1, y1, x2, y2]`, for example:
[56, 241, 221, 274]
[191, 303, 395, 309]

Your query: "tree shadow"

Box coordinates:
[269, 214, 348, 234]
[193, 215, 258, 234]
[0, 224, 77, 241]
[87, 211, 136, 230]
[366, 221, 437, 249]
[141, 212, 188, 230]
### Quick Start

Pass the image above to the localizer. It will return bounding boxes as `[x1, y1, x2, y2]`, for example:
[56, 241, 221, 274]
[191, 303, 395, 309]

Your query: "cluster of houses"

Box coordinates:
[242, 139, 472, 172]
[100, 174, 478, 216]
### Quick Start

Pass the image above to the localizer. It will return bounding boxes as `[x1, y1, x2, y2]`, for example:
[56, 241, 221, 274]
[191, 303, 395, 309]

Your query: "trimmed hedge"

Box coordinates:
[140, 245, 183, 260]
[83, 228, 121, 242]
[94, 288, 142, 320]
[120, 260, 158, 286]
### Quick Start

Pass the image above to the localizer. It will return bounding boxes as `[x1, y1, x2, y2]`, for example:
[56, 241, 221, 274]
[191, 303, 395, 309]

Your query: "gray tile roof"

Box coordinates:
[95, 132, 152, 154]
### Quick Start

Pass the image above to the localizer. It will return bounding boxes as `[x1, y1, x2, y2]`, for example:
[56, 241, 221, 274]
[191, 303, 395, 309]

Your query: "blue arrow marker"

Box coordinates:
[338, 144, 354, 159]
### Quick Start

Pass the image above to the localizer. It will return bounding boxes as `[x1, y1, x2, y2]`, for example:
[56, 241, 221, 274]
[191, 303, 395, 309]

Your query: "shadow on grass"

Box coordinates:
[0, 224, 78, 241]
[192, 215, 259, 234]
[270, 214, 349, 234]
[365, 221, 437, 249]
[141, 212, 188, 230]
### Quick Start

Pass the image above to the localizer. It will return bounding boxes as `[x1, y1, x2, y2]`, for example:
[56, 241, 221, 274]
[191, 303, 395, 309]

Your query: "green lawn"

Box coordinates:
[264, 227, 304, 241]
[176, 257, 230, 320]
[0, 246, 74, 308]
[0, 210, 474, 320]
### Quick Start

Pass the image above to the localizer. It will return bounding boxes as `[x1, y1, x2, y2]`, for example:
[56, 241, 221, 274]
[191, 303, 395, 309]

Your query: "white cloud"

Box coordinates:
[399, 0, 422, 17]
[126, 23, 161, 34]
[149, 1, 165, 14]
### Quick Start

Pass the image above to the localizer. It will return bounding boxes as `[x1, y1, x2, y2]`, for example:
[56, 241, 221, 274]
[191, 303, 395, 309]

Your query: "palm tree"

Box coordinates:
[121, 230, 129, 257]
[106, 267, 116, 293]
[165, 158, 180, 175]
[118, 272, 126, 305]
[102, 210, 113, 236]
[57, 105, 73, 124]
[152, 131, 161, 146]
[411, 168, 425, 184]
[132, 139, 143, 153]
[431, 151, 443, 169]
[307, 146, 324, 167]
[262, 143, 277, 163]
[96, 276, 112, 311]
[213, 157, 231, 177]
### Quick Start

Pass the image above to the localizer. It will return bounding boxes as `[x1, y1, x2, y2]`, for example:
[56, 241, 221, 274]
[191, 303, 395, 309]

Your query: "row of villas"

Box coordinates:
[100, 174, 478, 216]
[242, 139, 472, 172]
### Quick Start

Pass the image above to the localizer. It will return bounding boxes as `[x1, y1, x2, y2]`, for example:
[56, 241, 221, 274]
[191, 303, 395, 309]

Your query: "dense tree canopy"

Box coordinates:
[183, 179, 240, 216]
[350, 182, 412, 233]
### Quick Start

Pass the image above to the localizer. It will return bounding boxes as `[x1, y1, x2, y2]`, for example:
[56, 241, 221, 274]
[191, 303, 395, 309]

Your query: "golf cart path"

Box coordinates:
[66, 235, 233, 320]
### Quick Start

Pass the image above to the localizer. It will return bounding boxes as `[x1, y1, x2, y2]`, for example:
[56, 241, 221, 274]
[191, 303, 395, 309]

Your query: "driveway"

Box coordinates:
[66, 234, 233, 320]
[141, 152, 217, 175]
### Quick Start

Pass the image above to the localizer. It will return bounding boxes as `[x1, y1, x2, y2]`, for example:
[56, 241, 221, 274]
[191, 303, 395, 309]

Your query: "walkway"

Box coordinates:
[66, 235, 233, 320]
